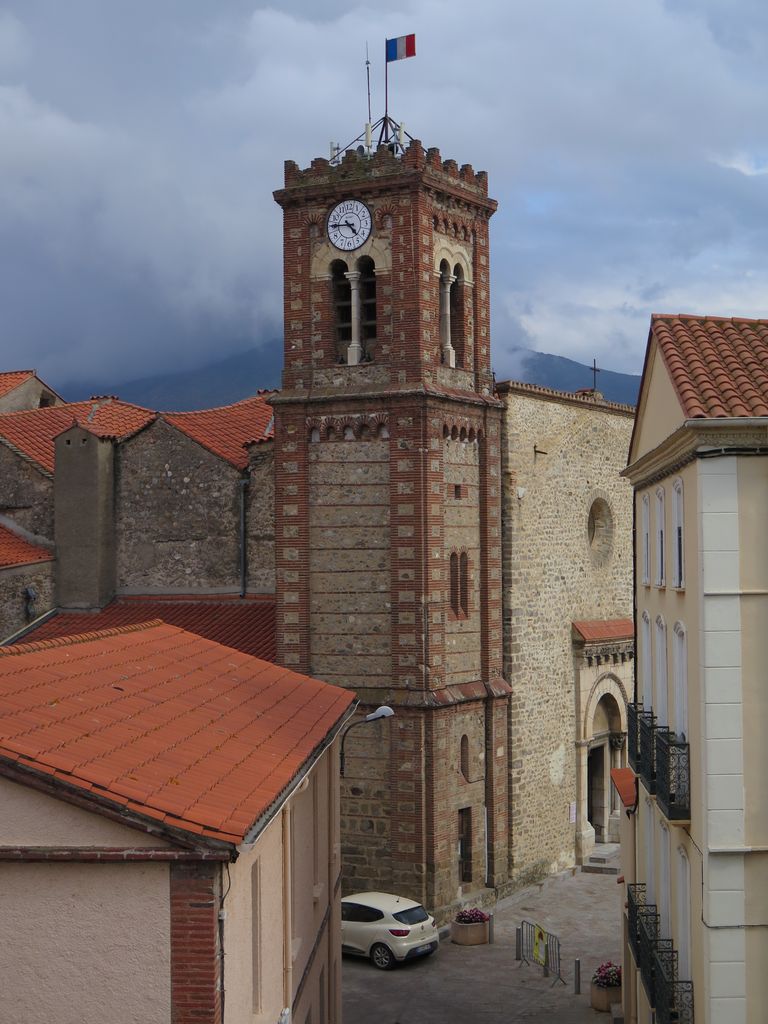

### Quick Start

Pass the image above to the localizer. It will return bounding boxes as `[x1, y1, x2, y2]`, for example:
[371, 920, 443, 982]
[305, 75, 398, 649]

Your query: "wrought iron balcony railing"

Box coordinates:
[627, 883, 646, 962]
[637, 904, 661, 999]
[638, 708, 657, 793]
[627, 702, 642, 772]
[655, 728, 691, 822]
[627, 882, 694, 1021]
[655, 942, 695, 1023]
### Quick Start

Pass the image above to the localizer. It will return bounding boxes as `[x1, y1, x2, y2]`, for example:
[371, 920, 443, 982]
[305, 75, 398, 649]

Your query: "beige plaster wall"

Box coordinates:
[225, 815, 285, 1024]
[0, 775, 170, 847]
[224, 745, 341, 1024]
[629, 344, 683, 463]
[0, 861, 170, 1024]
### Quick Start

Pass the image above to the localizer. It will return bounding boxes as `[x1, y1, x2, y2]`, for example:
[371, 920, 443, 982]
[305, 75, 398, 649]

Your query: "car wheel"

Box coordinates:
[370, 943, 395, 970]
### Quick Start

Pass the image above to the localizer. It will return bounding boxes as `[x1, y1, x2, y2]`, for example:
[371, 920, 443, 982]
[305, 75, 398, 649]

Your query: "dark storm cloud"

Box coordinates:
[1, 0, 768, 386]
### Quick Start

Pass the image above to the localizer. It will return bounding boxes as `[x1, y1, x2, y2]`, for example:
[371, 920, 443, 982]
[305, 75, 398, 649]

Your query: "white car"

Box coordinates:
[341, 891, 439, 969]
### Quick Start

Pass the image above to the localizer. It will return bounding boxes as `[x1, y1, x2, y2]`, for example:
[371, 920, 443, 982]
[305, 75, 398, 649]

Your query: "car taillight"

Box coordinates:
[388, 928, 410, 936]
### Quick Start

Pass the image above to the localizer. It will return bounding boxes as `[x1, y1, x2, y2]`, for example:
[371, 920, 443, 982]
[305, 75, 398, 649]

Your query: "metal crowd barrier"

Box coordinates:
[518, 919, 566, 986]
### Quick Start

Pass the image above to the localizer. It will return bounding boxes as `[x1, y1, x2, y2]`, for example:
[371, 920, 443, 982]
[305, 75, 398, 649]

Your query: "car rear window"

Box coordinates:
[392, 905, 429, 925]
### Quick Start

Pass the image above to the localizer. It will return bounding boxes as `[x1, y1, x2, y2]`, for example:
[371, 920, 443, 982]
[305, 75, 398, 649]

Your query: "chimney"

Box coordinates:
[54, 425, 116, 609]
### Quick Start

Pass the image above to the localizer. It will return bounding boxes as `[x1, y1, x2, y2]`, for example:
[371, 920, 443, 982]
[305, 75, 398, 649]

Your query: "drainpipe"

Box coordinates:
[238, 476, 249, 598]
[281, 805, 293, 1023]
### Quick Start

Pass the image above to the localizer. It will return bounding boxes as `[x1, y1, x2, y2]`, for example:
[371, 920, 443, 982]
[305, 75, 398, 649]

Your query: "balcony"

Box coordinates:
[655, 728, 691, 822]
[655, 943, 695, 1023]
[626, 882, 694, 1021]
[637, 708, 657, 793]
[627, 702, 642, 772]
[627, 883, 646, 961]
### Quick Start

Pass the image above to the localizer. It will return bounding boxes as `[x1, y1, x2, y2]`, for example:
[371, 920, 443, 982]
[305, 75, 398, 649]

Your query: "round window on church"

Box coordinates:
[587, 497, 614, 564]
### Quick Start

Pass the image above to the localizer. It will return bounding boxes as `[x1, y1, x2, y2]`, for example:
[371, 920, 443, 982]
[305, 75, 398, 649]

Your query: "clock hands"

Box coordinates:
[330, 219, 358, 235]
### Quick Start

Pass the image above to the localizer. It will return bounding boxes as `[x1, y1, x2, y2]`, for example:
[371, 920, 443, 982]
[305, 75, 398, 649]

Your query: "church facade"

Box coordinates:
[0, 132, 635, 918]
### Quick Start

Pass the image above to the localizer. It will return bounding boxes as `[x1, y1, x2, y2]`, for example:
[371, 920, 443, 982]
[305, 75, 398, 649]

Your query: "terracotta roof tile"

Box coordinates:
[572, 618, 634, 643]
[0, 371, 34, 399]
[164, 395, 275, 470]
[0, 524, 53, 569]
[0, 398, 156, 473]
[652, 314, 768, 419]
[610, 767, 637, 809]
[23, 595, 276, 662]
[0, 621, 354, 843]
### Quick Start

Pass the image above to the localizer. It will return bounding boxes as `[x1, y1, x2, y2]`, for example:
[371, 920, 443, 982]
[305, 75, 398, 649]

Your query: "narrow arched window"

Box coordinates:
[460, 735, 469, 781]
[673, 622, 688, 739]
[655, 615, 668, 724]
[450, 265, 465, 368]
[672, 478, 684, 588]
[331, 260, 351, 362]
[438, 259, 455, 367]
[640, 611, 651, 706]
[450, 552, 459, 616]
[641, 493, 650, 585]
[655, 486, 666, 586]
[358, 256, 376, 361]
[459, 552, 469, 616]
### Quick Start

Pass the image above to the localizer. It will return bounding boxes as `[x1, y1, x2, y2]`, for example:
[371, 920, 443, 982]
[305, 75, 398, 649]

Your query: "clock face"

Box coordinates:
[327, 199, 372, 251]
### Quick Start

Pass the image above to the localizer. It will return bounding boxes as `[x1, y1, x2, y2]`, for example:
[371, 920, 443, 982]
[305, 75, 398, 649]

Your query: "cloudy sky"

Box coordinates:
[2, 0, 768, 388]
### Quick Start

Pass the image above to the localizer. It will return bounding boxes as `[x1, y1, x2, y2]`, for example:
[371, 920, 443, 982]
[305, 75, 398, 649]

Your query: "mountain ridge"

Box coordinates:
[60, 345, 640, 411]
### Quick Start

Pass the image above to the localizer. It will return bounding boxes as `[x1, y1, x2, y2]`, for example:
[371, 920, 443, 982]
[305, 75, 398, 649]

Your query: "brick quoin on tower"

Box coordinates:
[271, 137, 512, 915]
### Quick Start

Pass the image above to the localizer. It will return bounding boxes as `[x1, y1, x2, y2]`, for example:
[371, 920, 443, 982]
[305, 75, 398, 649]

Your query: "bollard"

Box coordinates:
[515, 927, 522, 961]
[574, 958, 581, 995]
[488, 911, 495, 945]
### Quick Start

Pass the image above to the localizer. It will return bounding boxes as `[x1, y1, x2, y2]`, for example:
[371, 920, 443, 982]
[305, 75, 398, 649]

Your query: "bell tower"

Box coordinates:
[272, 136, 511, 913]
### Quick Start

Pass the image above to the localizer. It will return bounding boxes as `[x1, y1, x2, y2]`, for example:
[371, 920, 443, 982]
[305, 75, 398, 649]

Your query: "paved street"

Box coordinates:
[342, 854, 622, 1023]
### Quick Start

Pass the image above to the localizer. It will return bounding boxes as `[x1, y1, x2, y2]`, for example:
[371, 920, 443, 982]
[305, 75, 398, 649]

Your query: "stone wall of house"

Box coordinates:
[0, 562, 54, 641]
[246, 445, 275, 594]
[116, 419, 252, 594]
[500, 386, 634, 883]
[0, 447, 53, 540]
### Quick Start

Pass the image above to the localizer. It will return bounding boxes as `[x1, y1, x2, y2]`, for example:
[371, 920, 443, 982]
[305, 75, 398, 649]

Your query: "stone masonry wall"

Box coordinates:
[501, 387, 634, 884]
[443, 435, 481, 686]
[247, 446, 275, 593]
[0, 562, 54, 640]
[0, 446, 53, 539]
[116, 419, 244, 593]
[308, 435, 391, 689]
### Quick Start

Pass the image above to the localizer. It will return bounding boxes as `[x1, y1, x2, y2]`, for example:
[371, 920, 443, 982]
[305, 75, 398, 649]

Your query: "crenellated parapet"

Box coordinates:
[279, 138, 492, 206]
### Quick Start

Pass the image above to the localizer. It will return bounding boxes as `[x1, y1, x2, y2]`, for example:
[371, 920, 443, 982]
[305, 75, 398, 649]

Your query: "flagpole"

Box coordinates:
[384, 39, 389, 142]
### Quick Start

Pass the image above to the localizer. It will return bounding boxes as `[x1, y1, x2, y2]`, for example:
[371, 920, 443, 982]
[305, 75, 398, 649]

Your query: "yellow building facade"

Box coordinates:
[620, 314, 768, 1024]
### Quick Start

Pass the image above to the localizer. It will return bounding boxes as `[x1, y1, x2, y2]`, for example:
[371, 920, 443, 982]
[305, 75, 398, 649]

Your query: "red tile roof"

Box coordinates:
[572, 618, 634, 643]
[0, 524, 53, 569]
[0, 371, 34, 399]
[0, 399, 156, 473]
[0, 621, 354, 844]
[164, 395, 275, 470]
[23, 595, 276, 661]
[652, 314, 768, 418]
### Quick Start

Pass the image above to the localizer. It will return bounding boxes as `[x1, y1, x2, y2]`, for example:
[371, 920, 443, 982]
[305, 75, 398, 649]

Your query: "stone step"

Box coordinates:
[610, 1002, 624, 1023]
[581, 863, 620, 875]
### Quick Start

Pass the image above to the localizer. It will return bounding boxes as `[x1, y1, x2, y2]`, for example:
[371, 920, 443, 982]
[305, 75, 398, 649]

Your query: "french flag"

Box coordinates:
[386, 34, 416, 62]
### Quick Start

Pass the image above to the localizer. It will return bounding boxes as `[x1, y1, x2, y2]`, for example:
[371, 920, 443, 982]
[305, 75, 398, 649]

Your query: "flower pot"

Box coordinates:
[590, 982, 621, 1012]
[450, 920, 489, 945]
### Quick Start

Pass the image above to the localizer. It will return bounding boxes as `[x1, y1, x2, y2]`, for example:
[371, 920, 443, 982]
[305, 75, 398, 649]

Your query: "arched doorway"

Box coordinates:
[587, 693, 623, 843]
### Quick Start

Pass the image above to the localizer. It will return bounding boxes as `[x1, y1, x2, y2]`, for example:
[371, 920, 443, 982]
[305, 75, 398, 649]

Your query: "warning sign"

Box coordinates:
[533, 924, 547, 966]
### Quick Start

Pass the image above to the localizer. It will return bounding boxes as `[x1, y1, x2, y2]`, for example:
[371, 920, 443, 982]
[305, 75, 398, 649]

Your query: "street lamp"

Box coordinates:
[339, 705, 394, 777]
